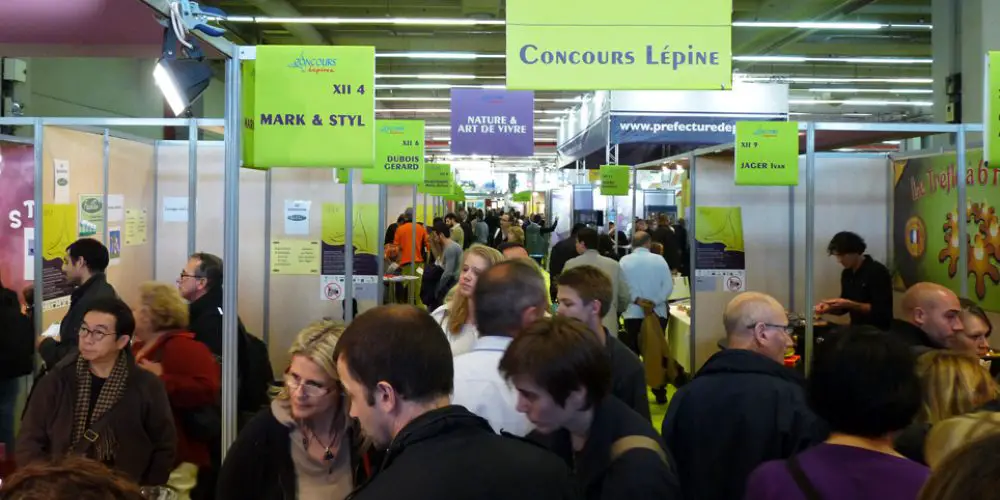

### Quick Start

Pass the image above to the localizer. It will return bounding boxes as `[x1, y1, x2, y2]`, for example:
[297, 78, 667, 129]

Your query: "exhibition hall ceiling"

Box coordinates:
[205, 0, 934, 132]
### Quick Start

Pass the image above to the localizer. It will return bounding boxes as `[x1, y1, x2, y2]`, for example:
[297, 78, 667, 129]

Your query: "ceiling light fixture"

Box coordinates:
[376, 52, 505, 60]
[803, 88, 933, 94]
[734, 55, 932, 64]
[375, 83, 506, 90]
[741, 76, 933, 84]
[789, 99, 933, 106]
[375, 109, 571, 114]
[732, 21, 883, 30]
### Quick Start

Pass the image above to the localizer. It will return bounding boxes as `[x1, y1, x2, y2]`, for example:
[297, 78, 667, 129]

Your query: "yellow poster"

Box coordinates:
[270, 239, 320, 274]
[321, 203, 379, 275]
[124, 209, 147, 246]
[42, 204, 77, 261]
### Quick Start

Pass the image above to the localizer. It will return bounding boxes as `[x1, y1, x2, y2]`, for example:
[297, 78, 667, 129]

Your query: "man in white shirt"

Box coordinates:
[620, 231, 673, 403]
[451, 259, 549, 436]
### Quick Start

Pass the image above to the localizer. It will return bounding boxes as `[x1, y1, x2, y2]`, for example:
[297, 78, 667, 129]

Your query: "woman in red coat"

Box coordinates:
[131, 282, 221, 500]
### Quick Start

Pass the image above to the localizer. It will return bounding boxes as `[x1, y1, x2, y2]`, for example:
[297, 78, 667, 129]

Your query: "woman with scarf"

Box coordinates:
[16, 297, 176, 487]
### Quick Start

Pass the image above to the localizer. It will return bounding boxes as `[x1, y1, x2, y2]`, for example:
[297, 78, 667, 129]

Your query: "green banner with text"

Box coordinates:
[505, 0, 732, 90]
[361, 120, 425, 185]
[422, 163, 452, 195]
[734, 121, 799, 186]
[599, 165, 630, 195]
[243, 46, 375, 169]
[988, 52, 1000, 172]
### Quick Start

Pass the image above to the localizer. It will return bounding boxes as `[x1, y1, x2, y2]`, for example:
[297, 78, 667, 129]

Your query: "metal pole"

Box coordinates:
[411, 185, 417, 303]
[631, 165, 637, 243]
[220, 46, 242, 457]
[687, 154, 697, 372]
[788, 186, 795, 311]
[957, 125, 968, 297]
[32, 119, 44, 336]
[345, 171, 355, 322]
[262, 169, 272, 344]
[804, 122, 816, 374]
[152, 143, 159, 268]
[377, 185, 386, 304]
[101, 129, 110, 245]
[187, 120, 198, 255]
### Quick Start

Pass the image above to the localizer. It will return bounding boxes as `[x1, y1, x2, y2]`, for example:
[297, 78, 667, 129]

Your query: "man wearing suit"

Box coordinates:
[563, 227, 631, 335]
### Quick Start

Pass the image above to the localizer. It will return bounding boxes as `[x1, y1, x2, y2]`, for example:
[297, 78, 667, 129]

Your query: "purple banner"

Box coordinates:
[0, 143, 35, 298]
[450, 89, 534, 156]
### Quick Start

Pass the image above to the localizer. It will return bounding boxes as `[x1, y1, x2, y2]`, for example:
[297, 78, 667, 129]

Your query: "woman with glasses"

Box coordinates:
[131, 282, 220, 500]
[17, 297, 176, 487]
[217, 321, 378, 500]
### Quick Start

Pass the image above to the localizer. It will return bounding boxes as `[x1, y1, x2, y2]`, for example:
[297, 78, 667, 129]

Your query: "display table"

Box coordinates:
[669, 276, 690, 301]
[385, 275, 420, 305]
[668, 303, 691, 371]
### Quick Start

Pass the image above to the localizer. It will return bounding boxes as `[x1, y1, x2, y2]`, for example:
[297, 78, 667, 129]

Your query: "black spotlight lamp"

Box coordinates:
[154, 27, 212, 116]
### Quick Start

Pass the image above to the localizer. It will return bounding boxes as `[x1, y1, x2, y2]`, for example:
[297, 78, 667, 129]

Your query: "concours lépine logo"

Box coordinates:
[288, 52, 337, 73]
[380, 125, 406, 135]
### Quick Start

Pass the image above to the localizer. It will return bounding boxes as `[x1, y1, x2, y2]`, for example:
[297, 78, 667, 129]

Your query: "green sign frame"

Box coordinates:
[734, 121, 800, 186]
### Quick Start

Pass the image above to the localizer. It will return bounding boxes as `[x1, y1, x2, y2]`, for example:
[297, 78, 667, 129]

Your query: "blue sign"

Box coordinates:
[610, 114, 785, 145]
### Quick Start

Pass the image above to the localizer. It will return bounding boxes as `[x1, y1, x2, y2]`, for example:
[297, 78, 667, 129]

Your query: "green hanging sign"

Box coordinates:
[243, 45, 376, 169]
[422, 163, 452, 195]
[445, 177, 466, 202]
[734, 121, 800, 186]
[361, 120, 425, 185]
[599, 165, 630, 196]
[505, 0, 732, 90]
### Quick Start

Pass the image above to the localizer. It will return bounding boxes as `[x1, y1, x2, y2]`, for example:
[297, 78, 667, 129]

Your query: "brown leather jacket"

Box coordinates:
[16, 353, 177, 485]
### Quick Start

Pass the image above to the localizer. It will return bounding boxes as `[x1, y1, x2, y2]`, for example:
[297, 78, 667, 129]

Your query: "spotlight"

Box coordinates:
[154, 26, 212, 116]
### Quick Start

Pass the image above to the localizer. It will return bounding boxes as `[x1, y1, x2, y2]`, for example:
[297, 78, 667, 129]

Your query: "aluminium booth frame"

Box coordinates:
[670, 121, 984, 376]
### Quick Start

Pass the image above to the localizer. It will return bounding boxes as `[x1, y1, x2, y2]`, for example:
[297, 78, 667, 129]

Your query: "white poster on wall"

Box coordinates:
[284, 200, 311, 235]
[163, 197, 190, 223]
[23, 227, 34, 281]
[107, 194, 124, 222]
[321, 275, 378, 301]
[53, 159, 70, 203]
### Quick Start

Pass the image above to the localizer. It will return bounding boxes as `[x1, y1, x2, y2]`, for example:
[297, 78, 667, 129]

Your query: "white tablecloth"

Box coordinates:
[668, 304, 691, 371]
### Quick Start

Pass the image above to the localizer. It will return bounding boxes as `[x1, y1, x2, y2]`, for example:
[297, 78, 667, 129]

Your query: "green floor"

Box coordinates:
[648, 385, 677, 435]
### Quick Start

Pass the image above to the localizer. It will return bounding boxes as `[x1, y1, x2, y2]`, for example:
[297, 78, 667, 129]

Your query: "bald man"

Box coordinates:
[891, 282, 963, 353]
[498, 242, 552, 304]
[662, 292, 825, 500]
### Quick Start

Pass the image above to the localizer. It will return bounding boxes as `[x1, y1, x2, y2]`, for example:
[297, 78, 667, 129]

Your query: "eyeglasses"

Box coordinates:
[79, 325, 114, 341]
[748, 323, 795, 335]
[284, 374, 333, 398]
[177, 272, 205, 281]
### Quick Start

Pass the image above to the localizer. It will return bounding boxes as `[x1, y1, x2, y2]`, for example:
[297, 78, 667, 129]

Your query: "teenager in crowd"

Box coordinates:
[430, 244, 505, 356]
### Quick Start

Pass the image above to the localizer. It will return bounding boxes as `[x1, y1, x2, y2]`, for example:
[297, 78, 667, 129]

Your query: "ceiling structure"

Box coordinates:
[203, 0, 933, 162]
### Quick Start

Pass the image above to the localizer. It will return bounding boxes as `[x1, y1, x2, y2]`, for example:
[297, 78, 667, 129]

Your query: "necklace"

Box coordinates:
[302, 426, 339, 462]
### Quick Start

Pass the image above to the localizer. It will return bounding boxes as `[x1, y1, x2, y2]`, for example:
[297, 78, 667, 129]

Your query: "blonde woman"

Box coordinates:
[895, 350, 1000, 464]
[217, 321, 377, 500]
[507, 226, 525, 246]
[131, 282, 220, 500]
[430, 244, 505, 356]
[925, 411, 1000, 469]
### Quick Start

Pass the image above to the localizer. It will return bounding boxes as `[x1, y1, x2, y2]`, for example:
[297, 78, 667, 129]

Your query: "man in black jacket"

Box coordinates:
[555, 266, 650, 421]
[177, 253, 273, 424]
[548, 223, 587, 301]
[889, 281, 963, 354]
[500, 316, 680, 500]
[39, 238, 117, 368]
[335, 305, 576, 500]
[662, 292, 827, 500]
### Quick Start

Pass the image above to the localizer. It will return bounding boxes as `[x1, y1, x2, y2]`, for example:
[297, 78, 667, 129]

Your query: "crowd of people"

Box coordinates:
[0, 214, 999, 500]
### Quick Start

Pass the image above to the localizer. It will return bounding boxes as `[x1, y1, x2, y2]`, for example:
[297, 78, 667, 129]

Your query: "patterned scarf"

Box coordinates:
[71, 351, 130, 462]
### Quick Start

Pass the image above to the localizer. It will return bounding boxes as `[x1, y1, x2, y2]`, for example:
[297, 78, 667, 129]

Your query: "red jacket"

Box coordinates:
[133, 331, 220, 468]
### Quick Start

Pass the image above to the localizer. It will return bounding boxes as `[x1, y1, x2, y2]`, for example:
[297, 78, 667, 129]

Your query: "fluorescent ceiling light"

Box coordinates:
[376, 84, 505, 90]
[431, 137, 555, 142]
[789, 99, 932, 106]
[376, 52, 505, 60]
[788, 112, 875, 117]
[374, 109, 569, 115]
[734, 56, 932, 64]
[804, 88, 933, 94]
[376, 97, 450, 102]
[732, 21, 882, 30]
[153, 58, 212, 116]
[225, 16, 504, 26]
[376, 73, 477, 80]
[742, 76, 932, 84]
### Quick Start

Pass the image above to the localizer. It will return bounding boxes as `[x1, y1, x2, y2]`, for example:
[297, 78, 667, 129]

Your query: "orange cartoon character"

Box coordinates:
[938, 211, 962, 278]
[968, 233, 1000, 299]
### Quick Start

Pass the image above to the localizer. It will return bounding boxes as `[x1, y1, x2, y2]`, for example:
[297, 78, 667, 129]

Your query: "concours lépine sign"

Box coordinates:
[243, 46, 376, 169]
[505, 0, 732, 90]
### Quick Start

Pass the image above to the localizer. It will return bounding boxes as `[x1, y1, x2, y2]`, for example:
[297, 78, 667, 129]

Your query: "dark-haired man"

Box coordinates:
[565, 228, 631, 335]
[815, 231, 893, 330]
[39, 238, 118, 368]
[451, 260, 549, 436]
[557, 266, 649, 421]
[444, 212, 464, 248]
[500, 316, 680, 500]
[334, 305, 576, 500]
[549, 224, 588, 301]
